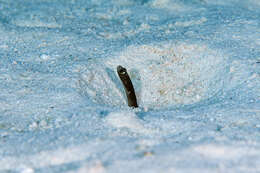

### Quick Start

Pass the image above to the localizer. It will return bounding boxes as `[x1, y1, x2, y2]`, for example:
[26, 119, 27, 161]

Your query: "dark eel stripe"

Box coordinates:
[117, 65, 138, 108]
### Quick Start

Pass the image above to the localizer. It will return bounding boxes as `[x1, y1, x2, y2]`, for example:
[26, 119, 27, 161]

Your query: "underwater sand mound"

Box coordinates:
[78, 42, 229, 109]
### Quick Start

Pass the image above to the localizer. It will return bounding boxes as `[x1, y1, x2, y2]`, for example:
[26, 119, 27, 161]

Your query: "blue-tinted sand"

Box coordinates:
[0, 0, 259, 172]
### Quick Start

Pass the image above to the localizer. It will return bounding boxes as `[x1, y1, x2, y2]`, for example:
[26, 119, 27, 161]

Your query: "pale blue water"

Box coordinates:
[0, 0, 260, 172]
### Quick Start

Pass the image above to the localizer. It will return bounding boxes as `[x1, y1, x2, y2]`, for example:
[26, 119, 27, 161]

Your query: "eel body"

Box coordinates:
[117, 65, 138, 108]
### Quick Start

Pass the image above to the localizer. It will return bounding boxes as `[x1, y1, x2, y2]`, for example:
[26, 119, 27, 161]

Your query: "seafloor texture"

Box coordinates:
[0, 0, 260, 172]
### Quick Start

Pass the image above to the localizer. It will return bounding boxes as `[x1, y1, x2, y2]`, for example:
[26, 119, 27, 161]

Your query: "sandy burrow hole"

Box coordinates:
[78, 42, 229, 109]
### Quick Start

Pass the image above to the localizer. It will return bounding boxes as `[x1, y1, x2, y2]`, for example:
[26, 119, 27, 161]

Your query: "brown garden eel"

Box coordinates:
[117, 65, 138, 108]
